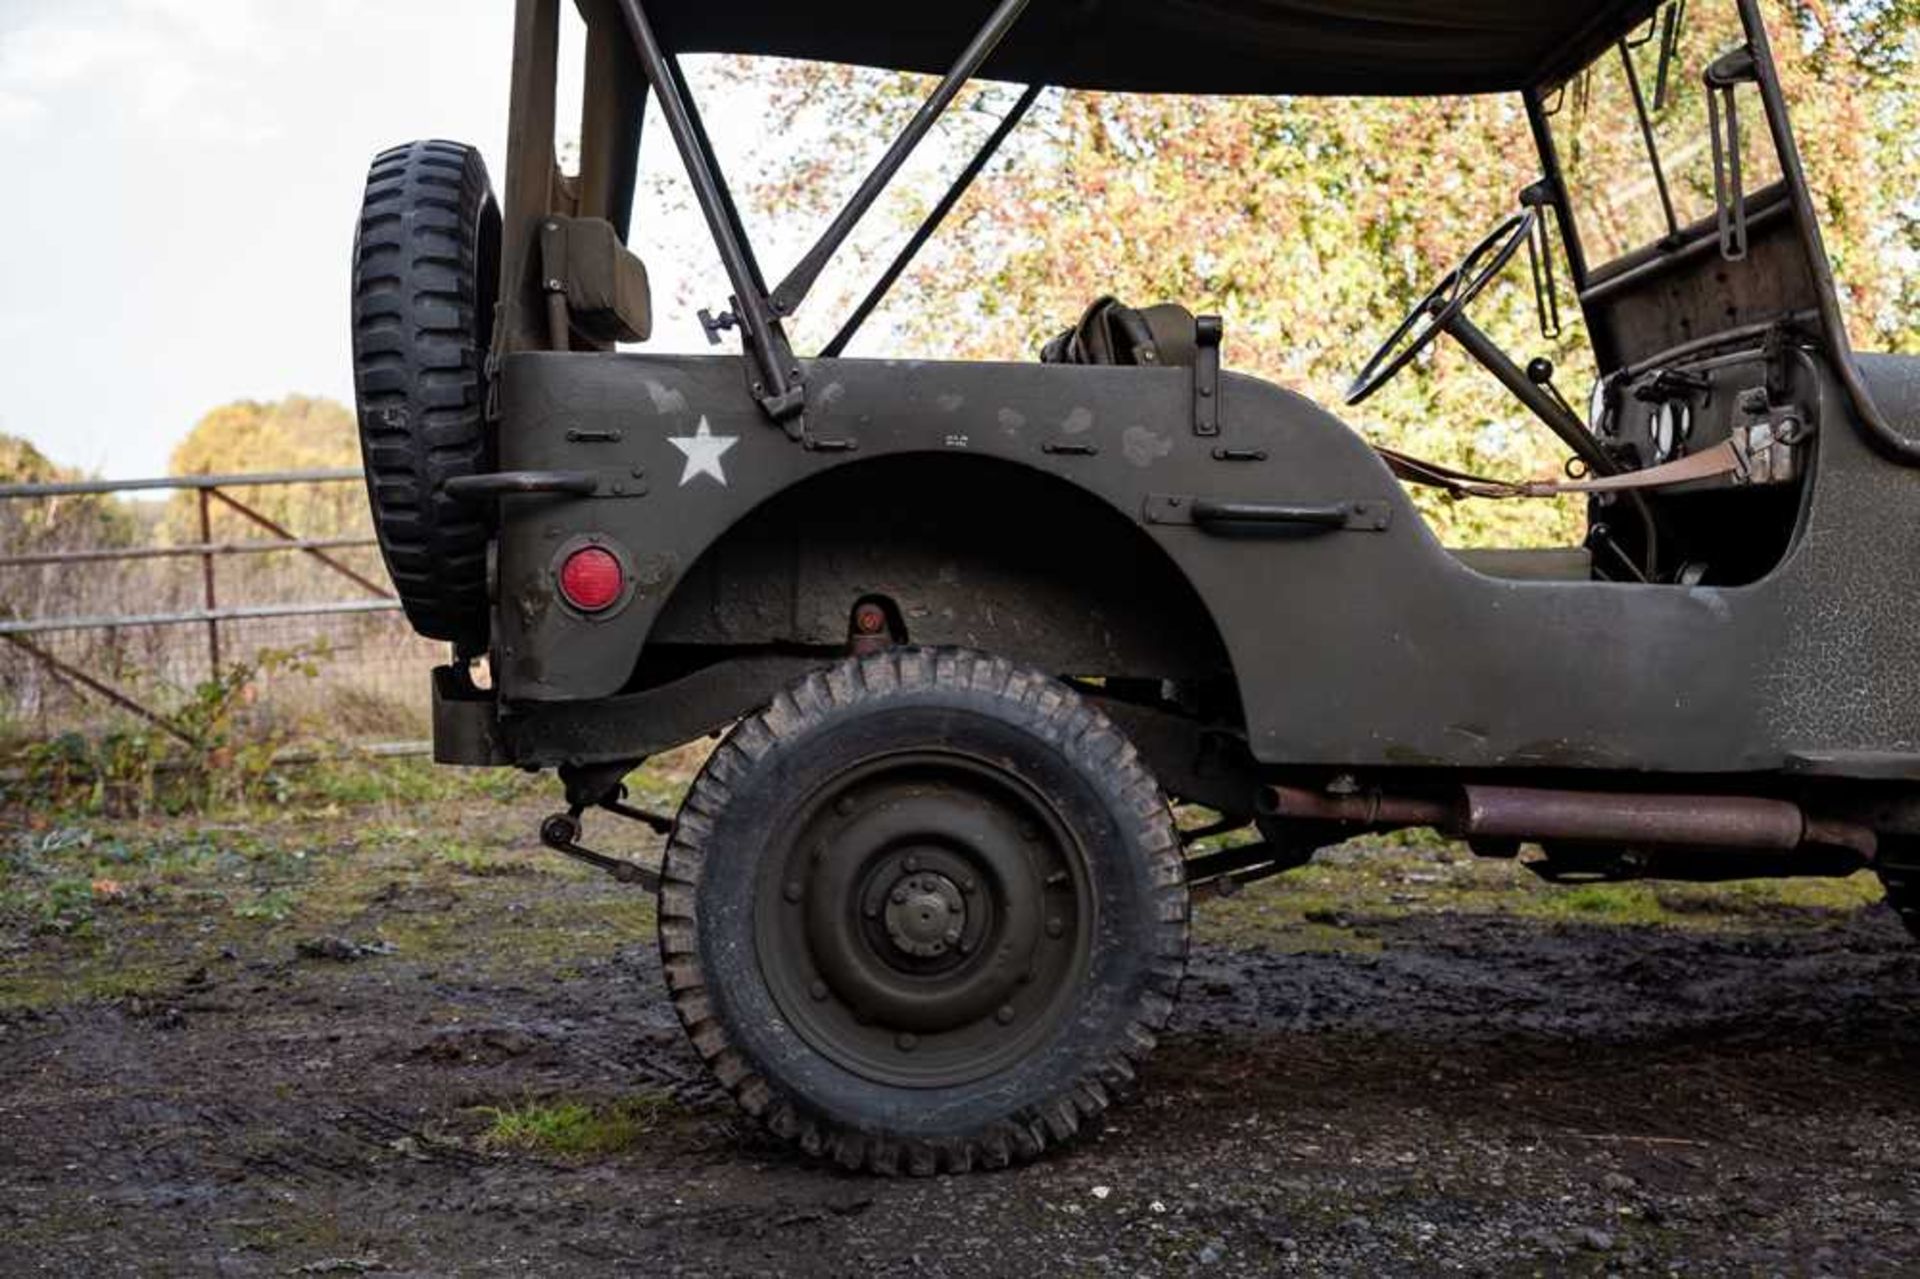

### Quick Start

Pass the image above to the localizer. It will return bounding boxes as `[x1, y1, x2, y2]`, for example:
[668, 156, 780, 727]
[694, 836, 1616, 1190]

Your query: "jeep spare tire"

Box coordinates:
[350, 140, 500, 650]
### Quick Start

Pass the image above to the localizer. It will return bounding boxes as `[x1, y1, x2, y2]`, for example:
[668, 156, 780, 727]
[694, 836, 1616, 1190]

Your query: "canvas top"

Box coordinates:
[644, 0, 1655, 96]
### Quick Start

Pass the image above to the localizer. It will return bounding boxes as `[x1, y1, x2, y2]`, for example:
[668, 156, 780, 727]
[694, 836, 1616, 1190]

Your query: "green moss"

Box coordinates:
[1532, 882, 1661, 921]
[1188, 834, 1894, 941]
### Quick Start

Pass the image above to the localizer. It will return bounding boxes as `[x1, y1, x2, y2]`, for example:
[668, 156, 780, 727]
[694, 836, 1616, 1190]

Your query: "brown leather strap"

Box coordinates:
[1520, 439, 1744, 495]
[1378, 439, 1745, 500]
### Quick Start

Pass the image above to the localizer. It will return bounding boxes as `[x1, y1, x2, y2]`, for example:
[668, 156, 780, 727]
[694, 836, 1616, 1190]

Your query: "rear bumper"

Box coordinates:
[431, 665, 510, 766]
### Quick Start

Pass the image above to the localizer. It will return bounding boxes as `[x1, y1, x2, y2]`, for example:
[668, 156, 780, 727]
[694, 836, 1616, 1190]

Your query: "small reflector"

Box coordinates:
[558, 546, 623, 612]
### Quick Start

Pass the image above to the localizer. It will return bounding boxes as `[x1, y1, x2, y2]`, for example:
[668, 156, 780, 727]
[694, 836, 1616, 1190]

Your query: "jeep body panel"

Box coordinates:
[489, 350, 1920, 778]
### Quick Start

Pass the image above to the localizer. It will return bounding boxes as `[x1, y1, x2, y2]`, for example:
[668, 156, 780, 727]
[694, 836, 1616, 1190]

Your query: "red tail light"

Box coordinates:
[558, 546, 623, 612]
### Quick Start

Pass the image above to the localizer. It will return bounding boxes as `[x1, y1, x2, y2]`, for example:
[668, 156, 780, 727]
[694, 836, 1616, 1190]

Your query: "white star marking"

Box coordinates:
[667, 416, 738, 487]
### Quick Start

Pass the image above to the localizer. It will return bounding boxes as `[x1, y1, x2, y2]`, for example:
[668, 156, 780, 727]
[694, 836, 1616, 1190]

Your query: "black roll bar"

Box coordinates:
[769, 0, 1035, 320]
[823, 82, 1046, 358]
[611, 0, 1035, 438]
[612, 0, 804, 427]
[667, 54, 770, 301]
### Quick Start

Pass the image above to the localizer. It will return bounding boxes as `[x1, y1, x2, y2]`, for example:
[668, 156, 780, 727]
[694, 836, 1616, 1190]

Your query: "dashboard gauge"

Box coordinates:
[1588, 378, 1612, 435]
[1651, 403, 1676, 461]
[1650, 400, 1691, 462]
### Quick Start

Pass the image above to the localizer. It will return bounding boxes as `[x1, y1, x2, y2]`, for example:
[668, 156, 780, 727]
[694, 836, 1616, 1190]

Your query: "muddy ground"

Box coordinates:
[3, 761, 1918, 1276]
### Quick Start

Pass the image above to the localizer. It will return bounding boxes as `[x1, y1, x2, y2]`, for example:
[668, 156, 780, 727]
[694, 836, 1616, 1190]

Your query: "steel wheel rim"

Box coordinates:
[754, 749, 1093, 1088]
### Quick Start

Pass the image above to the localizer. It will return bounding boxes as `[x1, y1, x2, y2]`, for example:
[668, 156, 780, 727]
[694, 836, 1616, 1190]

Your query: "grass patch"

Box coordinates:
[1536, 882, 1666, 923]
[477, 1093, 674, 1158]
[437, 844, 550, 878]
[285, 757, 547, 810]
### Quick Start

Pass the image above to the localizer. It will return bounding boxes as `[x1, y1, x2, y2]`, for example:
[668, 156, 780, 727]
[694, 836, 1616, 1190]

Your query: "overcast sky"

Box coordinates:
[0, 0, 617, 478]
[0, 0, 938, 479]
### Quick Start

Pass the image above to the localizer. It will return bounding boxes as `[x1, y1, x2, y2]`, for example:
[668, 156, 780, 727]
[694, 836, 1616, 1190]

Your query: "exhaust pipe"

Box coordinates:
[1261, 783, 1876, 860]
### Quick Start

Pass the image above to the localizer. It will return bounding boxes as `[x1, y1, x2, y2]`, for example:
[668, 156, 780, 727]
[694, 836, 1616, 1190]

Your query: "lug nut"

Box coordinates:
[996, 1005, 1016, 1025]
[891, 888, 908, 904]
[896, 1032, 917, 1051]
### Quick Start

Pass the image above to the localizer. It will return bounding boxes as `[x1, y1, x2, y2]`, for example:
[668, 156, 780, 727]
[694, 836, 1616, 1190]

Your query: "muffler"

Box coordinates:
[1261, 783, 1876, 860]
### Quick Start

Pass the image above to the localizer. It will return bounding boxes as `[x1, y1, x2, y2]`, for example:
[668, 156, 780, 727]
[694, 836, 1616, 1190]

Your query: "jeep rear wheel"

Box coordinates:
[349, 140, 499, 651]
[659, 649, 1189, 1174]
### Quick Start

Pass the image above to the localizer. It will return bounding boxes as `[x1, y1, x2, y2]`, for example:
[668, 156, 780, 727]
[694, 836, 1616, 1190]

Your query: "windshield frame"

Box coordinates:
[1527, 0, 1793, 291]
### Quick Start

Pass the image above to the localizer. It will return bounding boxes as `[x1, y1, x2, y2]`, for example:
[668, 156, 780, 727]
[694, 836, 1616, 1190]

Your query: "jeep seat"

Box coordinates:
[1041, 296, 1201, 367]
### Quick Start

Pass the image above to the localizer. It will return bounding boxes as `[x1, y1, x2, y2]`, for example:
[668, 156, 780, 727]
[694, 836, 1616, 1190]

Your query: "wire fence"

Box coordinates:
[0, 469, 441, 748]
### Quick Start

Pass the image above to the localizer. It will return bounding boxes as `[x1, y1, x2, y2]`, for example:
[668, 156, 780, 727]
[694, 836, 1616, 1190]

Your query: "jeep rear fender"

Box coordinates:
[489, 352, 1300, 708]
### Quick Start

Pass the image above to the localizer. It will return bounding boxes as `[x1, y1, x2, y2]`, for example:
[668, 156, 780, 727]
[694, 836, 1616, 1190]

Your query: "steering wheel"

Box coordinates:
[1344, 209, 1537, 407]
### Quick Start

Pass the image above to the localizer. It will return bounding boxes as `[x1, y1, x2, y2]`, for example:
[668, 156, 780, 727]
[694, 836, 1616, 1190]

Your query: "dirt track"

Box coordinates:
[3, 784, 1919, 1276]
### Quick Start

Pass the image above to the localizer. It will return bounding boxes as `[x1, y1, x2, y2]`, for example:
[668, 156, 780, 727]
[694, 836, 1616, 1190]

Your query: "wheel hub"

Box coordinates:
[755, 752, 1092, 1087]
[883, 868, 966, 957]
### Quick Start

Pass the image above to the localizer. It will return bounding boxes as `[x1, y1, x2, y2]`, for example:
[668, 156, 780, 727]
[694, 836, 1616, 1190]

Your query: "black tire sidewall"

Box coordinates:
[349, 140, 499, 650]
[690, 676, 1168, 1140]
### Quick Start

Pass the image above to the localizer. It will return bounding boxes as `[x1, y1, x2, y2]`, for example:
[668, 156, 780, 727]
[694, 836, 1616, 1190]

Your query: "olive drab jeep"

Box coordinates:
[350, 0, 1920, 1173]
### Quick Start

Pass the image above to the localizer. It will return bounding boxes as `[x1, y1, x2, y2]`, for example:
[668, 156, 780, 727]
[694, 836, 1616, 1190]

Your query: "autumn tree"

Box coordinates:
[166, 395, 365, 540]
[0, 432, 133, 560]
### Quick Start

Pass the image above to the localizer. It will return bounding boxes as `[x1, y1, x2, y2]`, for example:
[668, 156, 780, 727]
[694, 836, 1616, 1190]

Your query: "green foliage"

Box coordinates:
[3, 643, 328, 816]
[231, 887, 300, 922]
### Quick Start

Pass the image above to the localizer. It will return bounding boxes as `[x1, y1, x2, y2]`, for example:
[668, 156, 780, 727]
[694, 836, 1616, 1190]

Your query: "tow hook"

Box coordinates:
[537, 794, 672, 889]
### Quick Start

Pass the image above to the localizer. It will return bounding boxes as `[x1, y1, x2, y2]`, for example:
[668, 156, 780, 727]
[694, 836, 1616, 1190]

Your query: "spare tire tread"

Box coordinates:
[350, 139, 498, 649]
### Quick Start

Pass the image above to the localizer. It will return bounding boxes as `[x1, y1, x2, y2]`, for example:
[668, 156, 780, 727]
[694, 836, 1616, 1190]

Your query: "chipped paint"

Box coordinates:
[644, 380, 688, 418]
[1062, 407, 1094, 434]
[1122, 425, 1173, 467]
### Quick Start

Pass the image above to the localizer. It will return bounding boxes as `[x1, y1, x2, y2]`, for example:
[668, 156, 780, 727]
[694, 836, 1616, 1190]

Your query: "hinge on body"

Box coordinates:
[1193, 315, 1223, 436]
